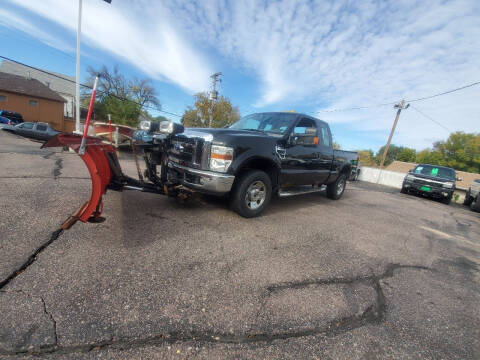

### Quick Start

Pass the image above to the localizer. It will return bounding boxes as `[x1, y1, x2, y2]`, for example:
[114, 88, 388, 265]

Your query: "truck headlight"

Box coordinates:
[405, 174, 415, 181]
[210, 145, 233, 173]
[443, 182, 454, 188]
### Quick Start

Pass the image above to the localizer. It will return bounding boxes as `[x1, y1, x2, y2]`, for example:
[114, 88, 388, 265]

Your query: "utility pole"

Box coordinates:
[75, 0, 83, 134]
[75, 0, 112, 134]
[208, 72, 222, 127]
[380, 100, 410, 168]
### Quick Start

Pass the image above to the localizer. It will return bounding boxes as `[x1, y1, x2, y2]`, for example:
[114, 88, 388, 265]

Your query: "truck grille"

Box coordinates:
[412, 178, 444, 187]
[170, 137, 206, 168]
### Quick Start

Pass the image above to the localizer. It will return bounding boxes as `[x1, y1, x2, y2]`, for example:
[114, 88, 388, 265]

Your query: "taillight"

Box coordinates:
[7, 120, 11, 124]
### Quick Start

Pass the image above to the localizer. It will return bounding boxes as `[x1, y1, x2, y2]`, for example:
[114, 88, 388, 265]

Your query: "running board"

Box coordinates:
[278, 185, 326, 197]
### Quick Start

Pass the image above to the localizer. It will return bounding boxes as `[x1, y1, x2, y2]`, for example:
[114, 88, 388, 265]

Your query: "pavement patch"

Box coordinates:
[0, 264, 430, 357]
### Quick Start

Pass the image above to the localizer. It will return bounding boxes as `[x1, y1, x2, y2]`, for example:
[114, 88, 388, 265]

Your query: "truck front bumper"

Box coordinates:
[403, 180, 453, 198]
[168, 161, 235, 194]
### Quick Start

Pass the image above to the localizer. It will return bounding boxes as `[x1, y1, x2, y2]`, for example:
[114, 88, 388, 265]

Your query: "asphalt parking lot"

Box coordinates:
[0, 129, 479, 359]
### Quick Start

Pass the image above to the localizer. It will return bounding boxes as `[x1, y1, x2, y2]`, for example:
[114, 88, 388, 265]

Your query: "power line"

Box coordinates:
[316, 81, 480, 113]
[0, 55, 182, 117]
[317, 101, 397, 113]
[410, 105, 451, 133]
[406, 81, 480, 103]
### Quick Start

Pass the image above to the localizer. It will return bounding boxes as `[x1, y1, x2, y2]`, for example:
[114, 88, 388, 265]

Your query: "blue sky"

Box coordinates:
[0, 0, 479, 151]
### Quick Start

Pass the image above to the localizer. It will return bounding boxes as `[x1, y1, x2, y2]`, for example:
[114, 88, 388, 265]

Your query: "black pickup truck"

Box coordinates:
[137, 112, 352, 217]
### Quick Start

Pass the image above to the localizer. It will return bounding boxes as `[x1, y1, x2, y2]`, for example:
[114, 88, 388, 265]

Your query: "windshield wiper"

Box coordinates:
[243, 128, 266, 133]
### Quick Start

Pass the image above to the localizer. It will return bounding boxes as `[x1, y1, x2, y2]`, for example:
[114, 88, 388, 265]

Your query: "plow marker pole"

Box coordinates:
[79, 75, 99, 155]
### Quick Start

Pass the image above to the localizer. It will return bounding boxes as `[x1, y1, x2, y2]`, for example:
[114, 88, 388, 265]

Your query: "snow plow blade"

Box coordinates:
[42, 134, 122, 230]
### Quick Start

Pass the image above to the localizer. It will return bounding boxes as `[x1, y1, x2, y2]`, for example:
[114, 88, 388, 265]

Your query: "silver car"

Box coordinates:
[13, 122, 60, 141]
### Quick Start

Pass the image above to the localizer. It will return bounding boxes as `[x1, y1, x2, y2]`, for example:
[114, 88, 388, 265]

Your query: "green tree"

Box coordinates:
[357, 150, 376, 166]
[182, 92, 240, 128]
[397, 147, 416, 162]
[374, 144, 405, 166]
[420, 132, 480, 173]
[416, 149, 447, 166]
[85, 65, 160, 126]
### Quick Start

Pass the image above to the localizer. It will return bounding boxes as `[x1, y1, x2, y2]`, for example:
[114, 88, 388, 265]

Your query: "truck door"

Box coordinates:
[316, 121, 334, 184]
[280, 117, 323, 185]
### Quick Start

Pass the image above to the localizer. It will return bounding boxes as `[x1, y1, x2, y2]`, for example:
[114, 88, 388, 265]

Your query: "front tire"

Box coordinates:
[327, 174, 347, 200]
[230, 170, 272, 218]
[463, 190, 473, 206]
[442, 194, 452, 205]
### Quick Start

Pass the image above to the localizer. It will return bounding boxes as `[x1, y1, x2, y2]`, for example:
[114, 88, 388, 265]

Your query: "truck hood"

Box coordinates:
[175, 128, 282, 145]
[409, 172, 454, 183]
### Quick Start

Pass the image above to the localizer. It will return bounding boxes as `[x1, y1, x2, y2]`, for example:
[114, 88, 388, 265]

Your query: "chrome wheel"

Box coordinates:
[336, 177, 346, 195]
[245, 180, 266, 210]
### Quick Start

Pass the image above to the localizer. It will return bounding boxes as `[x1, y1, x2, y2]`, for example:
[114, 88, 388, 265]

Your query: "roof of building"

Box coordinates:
[0, 60, 75, 98]
[386, 160, 480, 190]
[0, 72, 66, 103]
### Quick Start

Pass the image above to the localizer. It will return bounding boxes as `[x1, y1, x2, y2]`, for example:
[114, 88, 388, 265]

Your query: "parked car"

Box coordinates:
[0, 115, 14, 130]
[13, 122, 60, 141]
[463, 178, 480, 212]
[0, 110, 23, 130]
[401, 164, 459, 204]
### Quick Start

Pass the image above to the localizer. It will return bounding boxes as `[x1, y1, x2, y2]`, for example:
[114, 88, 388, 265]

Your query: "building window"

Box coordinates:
[0, 95, 6, 102]
[29, 99, 38, 106]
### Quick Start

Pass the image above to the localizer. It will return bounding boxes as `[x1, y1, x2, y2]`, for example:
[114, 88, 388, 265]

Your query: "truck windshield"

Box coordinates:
[228, 113, 297, 134]
[413, 165, 455, 180]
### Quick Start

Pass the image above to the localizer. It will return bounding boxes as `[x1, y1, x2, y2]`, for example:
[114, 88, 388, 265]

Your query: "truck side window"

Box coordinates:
[293, 118, 317, 145]
[320, 125, 330, 146]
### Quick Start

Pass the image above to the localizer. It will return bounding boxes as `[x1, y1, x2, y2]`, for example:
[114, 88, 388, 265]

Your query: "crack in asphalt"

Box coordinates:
[52, 158, 63, 179]
[39, 295, 58, 348]
[0, 263, 431, 357]
[0, 290, 58, 352]
[42, 152, 55, 159]
[0, 229, 64, 291]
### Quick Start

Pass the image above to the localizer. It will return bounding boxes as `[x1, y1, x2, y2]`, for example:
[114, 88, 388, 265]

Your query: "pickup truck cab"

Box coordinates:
[401, 164, 458, 204]
[164, 112, 352, 217]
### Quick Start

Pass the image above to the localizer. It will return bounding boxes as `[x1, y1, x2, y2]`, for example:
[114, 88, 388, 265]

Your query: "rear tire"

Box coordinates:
[230, 170, 272, 218]
[327, 174, 347, 200]
[463, 190, 473, 206]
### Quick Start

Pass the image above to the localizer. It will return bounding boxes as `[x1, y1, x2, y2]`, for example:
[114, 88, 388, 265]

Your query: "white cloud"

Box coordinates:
[5, 0, 212, 93]
[4, 0, 480, 148]
[160, 0, 480, 149]
[0, 7, 73, 53]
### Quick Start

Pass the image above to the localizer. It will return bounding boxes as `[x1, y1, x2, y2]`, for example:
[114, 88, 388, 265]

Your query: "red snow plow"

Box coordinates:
[42, 129, 179, 231]
[42, 134, 123, 229]
[42, 75, 185, 231]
